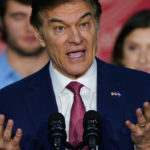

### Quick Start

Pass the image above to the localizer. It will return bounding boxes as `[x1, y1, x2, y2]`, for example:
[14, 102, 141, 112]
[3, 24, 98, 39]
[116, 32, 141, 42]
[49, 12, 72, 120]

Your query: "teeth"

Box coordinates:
[68, 52, 84, 58]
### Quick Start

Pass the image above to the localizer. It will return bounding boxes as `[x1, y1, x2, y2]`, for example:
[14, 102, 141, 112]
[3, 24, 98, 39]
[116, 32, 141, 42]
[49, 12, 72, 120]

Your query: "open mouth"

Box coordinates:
[67, 50, 86, 59]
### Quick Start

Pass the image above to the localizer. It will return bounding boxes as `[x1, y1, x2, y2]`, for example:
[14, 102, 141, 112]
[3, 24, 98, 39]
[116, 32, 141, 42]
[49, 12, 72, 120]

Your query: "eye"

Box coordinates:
[80, 22, 89, 28]
[128, 45, 138, 51]
[55, 26, 64, 31]
[13, 15, 24, 21]
[54, 25, 66, 34]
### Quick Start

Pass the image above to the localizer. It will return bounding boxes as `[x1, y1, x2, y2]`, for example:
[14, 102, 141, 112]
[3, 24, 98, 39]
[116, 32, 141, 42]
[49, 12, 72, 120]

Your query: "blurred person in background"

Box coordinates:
[111, 10, 150, 73]
[0, 0, 49, 89]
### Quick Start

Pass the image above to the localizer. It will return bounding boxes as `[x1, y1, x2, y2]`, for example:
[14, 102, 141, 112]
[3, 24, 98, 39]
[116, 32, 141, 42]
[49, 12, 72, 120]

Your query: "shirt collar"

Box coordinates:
[49, 59, 97, 96]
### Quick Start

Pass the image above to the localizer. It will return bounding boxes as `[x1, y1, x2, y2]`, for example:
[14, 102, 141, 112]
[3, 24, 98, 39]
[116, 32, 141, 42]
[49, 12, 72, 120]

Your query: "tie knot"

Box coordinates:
[66, 81, 83, 95]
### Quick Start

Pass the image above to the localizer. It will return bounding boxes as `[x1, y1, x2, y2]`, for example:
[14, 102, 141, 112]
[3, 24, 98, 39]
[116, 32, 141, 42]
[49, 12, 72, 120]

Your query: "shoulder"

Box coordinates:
[0, 61, 50, 97]
[0, 51, 7, 64]
[0, 51, 21, 89]
[96, 58, 150, 91]
[0, 51, 8, 69]
[97, 57, 150, 80]
[96, 58, 150, 108]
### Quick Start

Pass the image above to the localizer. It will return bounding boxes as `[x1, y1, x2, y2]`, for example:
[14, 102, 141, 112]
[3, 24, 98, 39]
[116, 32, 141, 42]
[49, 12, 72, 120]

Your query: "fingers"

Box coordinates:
[3, 119, 14, 142]
[0, 114, 22, 150]
[136, 102, 150, 127]
[136, 108, 146, 127]
[0, 114, 22, 143]
[125, 102, 150, 131]
[143, 102, 150, 122]
[12, 129, 23, 147]
[125, 102, 150, 149]
[125, 120, 137, 133]
[0, 115, 5, 138]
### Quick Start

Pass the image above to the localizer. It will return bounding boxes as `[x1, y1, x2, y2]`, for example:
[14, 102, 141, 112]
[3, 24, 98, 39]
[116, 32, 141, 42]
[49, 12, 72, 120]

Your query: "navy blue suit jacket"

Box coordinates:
[0, 58, 150, 150]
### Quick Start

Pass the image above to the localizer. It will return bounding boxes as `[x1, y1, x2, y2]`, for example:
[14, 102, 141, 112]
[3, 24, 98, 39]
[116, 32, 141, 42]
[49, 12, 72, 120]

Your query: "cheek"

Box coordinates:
[5, 22, 15, 34]
[123, 53, 137, 67]
[122, 48, 133, 65]
[89, 34, 97, 54]
[46, 30, 66, 46]
[146, 50, 150, 60]
[84, 31, 97, 45]
[46, 40, 63, 59]
[46, 33, 67, 54]
[8, 25, 25, 39]
[124, 51, 137, 60]
[148, 54, 150, 61]
[6, 25, 20, 39]
[12, 21, 25, 30]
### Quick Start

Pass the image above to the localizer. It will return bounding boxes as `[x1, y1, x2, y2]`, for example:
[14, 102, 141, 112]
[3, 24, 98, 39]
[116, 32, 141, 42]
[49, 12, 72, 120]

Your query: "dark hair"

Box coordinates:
[30, 0, 102, 30]
[0, 0, 31, 19]
[111, 9, 150, 66]
[0, 0, 32, 41]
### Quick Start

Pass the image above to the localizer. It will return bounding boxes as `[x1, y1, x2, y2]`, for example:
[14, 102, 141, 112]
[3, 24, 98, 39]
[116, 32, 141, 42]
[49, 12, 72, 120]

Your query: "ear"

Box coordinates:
[31, 26, 46, 47]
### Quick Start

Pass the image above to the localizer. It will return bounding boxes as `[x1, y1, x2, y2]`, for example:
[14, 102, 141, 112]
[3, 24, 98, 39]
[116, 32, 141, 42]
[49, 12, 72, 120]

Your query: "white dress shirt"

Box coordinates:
[49, 59, 97, 141]
[49, 59, 137, 150]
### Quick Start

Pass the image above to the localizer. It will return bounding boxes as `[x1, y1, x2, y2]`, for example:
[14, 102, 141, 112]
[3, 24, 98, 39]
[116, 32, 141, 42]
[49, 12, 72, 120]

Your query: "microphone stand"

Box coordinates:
[87, 135, 97, 150]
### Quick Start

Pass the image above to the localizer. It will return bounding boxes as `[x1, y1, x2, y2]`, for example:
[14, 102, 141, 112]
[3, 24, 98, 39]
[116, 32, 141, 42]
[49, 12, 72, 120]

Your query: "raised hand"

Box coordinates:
[125, 102, 150, 150]
[0, 114, 22, 150]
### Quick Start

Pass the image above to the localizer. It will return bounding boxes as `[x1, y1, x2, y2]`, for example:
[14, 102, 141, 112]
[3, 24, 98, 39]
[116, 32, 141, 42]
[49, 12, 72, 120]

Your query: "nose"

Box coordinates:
[68, 27, 83, 45]
[138, 50, 147, 65]
[25, 20, 33, 33]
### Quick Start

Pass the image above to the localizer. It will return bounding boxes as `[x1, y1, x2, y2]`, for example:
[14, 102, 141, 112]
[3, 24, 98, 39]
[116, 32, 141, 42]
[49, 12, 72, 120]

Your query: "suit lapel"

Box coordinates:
[24, 62, 58, 131]
[96, 58, 127, 114]
[96, 59, 130, 149]
[96, 58, 103, 114]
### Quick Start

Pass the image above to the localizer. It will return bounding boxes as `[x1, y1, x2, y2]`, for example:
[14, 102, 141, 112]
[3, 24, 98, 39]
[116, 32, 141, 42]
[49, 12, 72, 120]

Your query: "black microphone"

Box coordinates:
[83, 110, 102, 150]
[48, 112, 67, 150]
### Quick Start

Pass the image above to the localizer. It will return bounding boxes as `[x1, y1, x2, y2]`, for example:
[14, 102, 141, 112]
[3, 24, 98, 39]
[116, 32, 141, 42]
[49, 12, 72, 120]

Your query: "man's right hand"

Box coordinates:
[0, 114, 22, 150]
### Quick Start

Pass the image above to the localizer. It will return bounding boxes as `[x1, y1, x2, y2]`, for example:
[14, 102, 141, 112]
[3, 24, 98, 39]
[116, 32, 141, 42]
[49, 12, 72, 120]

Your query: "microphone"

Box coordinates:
[83, 110, 102, 150]
[48, 112, 67, 150]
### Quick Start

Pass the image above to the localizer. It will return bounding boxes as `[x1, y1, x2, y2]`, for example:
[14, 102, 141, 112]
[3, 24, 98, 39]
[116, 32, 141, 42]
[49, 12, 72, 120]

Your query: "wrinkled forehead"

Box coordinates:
[41, 1, 93, 23]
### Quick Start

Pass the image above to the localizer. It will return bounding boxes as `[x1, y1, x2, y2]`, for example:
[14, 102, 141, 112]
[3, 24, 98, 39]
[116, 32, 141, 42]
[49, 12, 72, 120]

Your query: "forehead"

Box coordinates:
[43, 1, 92, 23]
[126, 28, 150, 42]
[6, 0, 31, 14]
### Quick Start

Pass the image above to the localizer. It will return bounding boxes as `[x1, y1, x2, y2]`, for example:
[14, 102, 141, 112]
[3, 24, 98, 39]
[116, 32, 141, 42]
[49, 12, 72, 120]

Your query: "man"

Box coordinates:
[0, 0, 150, 150]
[0, 0, 49, 89]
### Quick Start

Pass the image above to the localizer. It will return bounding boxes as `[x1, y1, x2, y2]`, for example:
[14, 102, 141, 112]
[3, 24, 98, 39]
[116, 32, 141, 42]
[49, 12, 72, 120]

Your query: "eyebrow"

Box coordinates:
[9, 12, 26, 17]
[80, 12, 91, 19]
[48, 12, 92, 24]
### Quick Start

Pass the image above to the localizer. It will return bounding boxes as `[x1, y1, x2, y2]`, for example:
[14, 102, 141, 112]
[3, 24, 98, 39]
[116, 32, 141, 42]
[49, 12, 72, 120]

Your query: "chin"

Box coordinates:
[69, 69, 87, 79]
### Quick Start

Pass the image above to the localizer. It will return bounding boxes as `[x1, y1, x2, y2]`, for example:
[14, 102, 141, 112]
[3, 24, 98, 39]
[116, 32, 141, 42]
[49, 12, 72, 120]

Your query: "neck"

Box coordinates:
[7, 46, 49, 78]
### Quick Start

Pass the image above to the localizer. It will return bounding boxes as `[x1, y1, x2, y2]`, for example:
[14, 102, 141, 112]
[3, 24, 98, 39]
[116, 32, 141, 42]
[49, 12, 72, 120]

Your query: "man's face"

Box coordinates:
[3, 0, 43, 56]
[41, 0, 98, 79]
